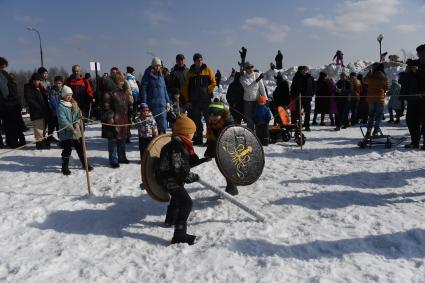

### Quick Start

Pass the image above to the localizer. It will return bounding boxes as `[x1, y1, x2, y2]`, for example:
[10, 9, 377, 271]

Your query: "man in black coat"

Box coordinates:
[275, 50, 283, 70]
[0, 57, 26, 148]
[335, 73, 353, 131]
[24, 73, 50, 149]
[226, 72, 244, 124]
[400, 44, 425, 149]
[290, 66, 315, 131]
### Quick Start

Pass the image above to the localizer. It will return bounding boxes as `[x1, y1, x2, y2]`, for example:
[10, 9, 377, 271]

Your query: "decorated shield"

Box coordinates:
[141, 134, 172, 202]
[215, 125, 265, 186]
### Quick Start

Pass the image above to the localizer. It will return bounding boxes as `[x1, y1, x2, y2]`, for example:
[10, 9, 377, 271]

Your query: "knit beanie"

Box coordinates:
[61, 85, 73, 97]
[151, 57, 162, 66]
[173, 114, 196, 135]
[258, 95, 267, 105]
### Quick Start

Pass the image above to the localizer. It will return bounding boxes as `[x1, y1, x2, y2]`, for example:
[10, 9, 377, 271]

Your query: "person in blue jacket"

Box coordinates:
[252, 95, 272, 146]
[141, 57, 170, 134]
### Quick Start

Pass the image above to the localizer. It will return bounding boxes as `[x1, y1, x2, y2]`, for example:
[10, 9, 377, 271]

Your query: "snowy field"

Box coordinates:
[1, 119, 425, 282]
[2, 62, 425, 282]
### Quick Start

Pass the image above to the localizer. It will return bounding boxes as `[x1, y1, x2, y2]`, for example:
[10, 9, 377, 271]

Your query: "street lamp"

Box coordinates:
[377, 34, 384, 62]
[26, 26, 44, 67]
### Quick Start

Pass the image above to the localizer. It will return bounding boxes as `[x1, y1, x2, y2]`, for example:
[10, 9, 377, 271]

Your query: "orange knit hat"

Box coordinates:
[173, 114, 196, 135]
[258, 95, 267, 105]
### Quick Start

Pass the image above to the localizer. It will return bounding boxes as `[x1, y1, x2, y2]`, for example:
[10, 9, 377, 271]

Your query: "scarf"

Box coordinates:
[179, 135, 195, 156]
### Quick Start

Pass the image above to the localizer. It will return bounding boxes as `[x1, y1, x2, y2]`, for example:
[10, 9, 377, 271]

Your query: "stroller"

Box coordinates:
[357, 126, 405, 148]
[269, 106, 306, 146]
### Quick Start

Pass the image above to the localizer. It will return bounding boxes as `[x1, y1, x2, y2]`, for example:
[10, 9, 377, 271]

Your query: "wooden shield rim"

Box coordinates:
[141, 133, 172, 202]
[215, 125, 265, 186]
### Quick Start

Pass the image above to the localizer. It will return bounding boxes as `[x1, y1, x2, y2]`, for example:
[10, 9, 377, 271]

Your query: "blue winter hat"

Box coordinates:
[138, 103, 149, 111]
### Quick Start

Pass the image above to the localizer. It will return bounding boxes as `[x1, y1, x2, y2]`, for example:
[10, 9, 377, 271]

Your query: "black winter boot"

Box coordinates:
[171, 223, 196, 245]
[61, 157, 71, 175]
[164, 205, 178, 227]
[225, 182, 239, 196]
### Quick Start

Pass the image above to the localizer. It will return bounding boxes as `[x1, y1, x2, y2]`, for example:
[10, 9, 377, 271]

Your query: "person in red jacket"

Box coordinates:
[64, 64, 94, 119]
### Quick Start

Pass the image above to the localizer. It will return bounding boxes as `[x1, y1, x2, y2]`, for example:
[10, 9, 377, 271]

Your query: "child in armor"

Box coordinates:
[204, 101, 239, 195]
[156, 114, 211, 245]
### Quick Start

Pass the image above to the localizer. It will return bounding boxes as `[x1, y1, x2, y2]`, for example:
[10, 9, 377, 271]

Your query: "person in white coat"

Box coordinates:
[241, 62, 266, 130]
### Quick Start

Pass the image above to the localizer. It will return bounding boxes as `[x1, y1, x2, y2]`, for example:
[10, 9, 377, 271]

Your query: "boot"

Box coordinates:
[36, 141, 50, 150]
[364, 128, 372, 139]
[225, 182, 239, 196]
[61, 157, 71, 175]
[164, 205, 178, 227]
[372, 128, 381, 137]
[171, 223, 196, 245]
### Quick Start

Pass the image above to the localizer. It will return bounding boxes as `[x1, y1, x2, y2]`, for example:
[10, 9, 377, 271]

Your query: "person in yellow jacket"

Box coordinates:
[364, 63, 389, 138]
[182, 53, 216, 145]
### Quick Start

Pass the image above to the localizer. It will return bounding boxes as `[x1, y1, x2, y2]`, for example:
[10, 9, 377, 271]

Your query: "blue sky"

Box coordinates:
[1, 0, 424, 76]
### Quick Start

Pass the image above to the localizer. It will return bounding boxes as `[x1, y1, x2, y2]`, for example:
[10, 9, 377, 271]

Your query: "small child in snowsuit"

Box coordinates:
[57, 85, 93, 175]
[156, 114, 211, 245]
[204, 101, 239, 195]
[252, 96, 272, 146]
[47, 76, 63, 143]
[136, 103, 158, 160]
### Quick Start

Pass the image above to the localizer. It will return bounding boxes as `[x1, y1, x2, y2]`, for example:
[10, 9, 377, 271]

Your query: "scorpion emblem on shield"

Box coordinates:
[222, 143, 253, 179]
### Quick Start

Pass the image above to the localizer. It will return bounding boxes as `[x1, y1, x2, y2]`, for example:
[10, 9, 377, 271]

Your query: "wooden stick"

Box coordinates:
[80, 116, 92, 195]
[298, 93, 303, 150]
[198, 179, 266, 222]
[176, 94, 181, 115]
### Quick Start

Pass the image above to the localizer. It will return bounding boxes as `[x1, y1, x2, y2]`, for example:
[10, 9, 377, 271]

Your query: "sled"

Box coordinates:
[357, 126, 405, 149]
[269, 106, 306, 146]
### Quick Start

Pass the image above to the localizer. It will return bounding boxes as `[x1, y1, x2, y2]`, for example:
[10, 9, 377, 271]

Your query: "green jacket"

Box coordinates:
[57, 100, 82, 141]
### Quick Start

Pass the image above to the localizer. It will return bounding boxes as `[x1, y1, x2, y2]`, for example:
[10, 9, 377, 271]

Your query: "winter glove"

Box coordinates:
[199, 157, 212, 164]
[184, 172, 200, 184]
[256, 73, 264, 82]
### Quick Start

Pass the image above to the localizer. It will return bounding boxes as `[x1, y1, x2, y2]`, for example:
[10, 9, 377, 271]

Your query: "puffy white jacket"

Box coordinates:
[241, 72, 266, 102]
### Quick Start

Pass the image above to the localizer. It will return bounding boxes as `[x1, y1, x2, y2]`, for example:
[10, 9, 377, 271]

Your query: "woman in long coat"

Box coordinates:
[101, 71, 131, 168]
[313, 72, 331, 125]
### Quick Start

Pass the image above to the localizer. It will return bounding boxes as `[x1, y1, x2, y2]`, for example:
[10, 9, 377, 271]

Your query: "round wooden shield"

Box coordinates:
[215, 125, 265, 186]
[141, 134, 172, 202]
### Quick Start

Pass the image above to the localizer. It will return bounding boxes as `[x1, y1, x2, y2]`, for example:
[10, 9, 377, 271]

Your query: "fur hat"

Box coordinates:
[416, 44, 425, 53]
[173, 114, 196, 135]
[61, 85, 73, 97]
[30, 73, 42, 81]
[126, 66, 135, 73]
[37, 67, 48, 74]
[258, 95, 267, 105]
[151, 57, 162, 66]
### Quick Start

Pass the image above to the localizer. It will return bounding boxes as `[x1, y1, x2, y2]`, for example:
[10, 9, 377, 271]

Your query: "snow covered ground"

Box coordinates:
[2, 62, 425, 282]
[2, 119, 425, 282]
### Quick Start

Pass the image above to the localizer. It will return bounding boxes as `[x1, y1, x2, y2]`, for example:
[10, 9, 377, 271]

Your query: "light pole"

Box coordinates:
[26, 26, 44, 67]
[377, 34, 384, 62]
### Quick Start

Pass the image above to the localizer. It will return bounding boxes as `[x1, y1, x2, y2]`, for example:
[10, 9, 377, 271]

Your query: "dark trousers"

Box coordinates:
[255, 123, 269, 145]
[61, 139, 85, 165]
[291, 100, 311, 127]
[335, 100, 349, 128]
[166, 188, 193, 226]
[3, 105, 25, 148]
[406, 102, 425, 145]
[139, 137, 153, 160]
[48, 116, 59, 136]
[188, 100, 210, 143]
[348, 100, 359, 125]
[0, 117, 4, 146]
